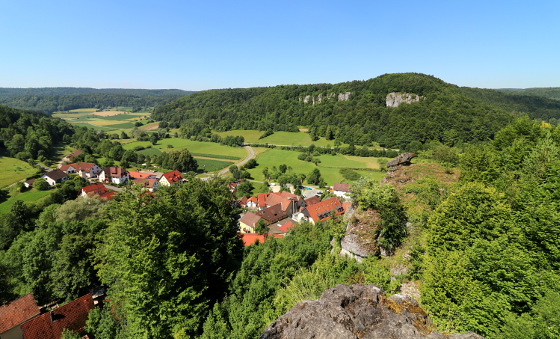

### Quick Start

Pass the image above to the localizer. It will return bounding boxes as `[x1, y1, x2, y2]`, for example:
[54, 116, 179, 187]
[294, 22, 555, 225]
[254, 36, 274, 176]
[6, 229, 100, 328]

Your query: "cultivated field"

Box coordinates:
[53, 107, 151, 132]
[0, 157, 37, 188]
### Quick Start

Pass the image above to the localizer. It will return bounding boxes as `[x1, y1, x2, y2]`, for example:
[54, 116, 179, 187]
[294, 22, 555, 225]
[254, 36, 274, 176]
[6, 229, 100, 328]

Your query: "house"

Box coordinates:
[158, 170, 183, 186]
[304, 196, 321, 207]
[20, 293, 95, 339]
[81, 183, 114, 200]
[62, 150, 83, 162]
[246, 196, 258, 210]
[75, 162, 102, 178]
[99, 166, 129, 185]
[0, 293, 40, 339]
[239, 212, 262, 233]
[302, 197, 345, 224]
[42, 169, 68, 186]
[333, 183, 351, 199]
[23, 178, 35, 188]
[132, 178, 158, 191]
[58, 164, 78, 174]
[128, 171, 157, 180]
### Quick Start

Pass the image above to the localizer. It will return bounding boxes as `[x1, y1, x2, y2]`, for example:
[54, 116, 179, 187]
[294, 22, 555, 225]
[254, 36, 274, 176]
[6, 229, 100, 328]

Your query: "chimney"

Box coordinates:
[50, 310, 56, 322]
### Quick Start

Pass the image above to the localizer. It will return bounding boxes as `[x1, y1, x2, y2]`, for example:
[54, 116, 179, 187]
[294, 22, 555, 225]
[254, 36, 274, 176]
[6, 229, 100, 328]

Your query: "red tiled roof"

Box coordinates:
[237, 233, 282, 246]
[257, 193, 269, 207]
[103, 166, 128, 178]
[162, 170, 183, 184]
[278, 221, 296, 233]
[75, 162, 96, 172]
[21, 294, 94, 339]
[59, 164, 76, 172]
[129, 171, 155, 180]
[304, 196, 321, 206]
[305, 197, 345, 223]
[0, 293, 39, 333]
[247, 196, 258, 204]
[333, 183, 351, 193]
[82, 183, 109, 196]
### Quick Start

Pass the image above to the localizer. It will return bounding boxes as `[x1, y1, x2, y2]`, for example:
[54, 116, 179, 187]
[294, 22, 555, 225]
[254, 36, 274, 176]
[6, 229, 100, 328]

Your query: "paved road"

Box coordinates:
[218, 145, 255, 176]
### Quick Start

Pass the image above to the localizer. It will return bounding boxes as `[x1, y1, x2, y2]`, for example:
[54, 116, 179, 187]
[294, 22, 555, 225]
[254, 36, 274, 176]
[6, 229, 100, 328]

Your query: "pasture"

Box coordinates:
[0, 189, 53, 214]
[245, 149, 387, 185]
[122, 139, 246, 160]
[0, 157, 37, 188]
[215, 130, 343, 147]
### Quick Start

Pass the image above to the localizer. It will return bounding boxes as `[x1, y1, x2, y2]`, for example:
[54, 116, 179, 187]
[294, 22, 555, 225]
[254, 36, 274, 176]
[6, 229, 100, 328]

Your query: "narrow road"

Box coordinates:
[218, 146, 255, 176]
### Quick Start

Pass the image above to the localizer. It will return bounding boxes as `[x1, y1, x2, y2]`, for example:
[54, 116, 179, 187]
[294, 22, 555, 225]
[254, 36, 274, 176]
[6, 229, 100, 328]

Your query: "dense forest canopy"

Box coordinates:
[0, 88, 195, 114]
[153, 73, 560, 148]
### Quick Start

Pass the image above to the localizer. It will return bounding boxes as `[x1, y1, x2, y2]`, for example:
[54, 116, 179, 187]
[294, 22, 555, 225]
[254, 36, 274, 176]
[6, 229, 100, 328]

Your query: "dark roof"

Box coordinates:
[257, 203, 287, 223]
[44, 169, 67, 181]
[0, 293, 39, 333]
[304, 196, 321, 206]
[21, 294, 94, 339]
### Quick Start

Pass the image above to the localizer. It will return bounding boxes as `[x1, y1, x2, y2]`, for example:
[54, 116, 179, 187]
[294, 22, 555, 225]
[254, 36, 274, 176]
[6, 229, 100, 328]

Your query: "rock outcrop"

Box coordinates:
[387, 152, 416, 168]
[261, 284, 483, 339]
[386, 92, 421, 107]
[301, 92, 351, 104]
[340, 208, 380, 261]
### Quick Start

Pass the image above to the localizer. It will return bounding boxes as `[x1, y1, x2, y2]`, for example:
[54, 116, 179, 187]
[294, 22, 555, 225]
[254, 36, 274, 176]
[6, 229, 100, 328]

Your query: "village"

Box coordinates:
[24, 149, 355, 246]
[0, 149, 357, 339]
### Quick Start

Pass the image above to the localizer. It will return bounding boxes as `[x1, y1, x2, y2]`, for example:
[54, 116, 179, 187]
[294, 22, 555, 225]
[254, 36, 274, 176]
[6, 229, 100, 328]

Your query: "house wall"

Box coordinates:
[239, 221, 255, 233]
[1, 325, 24, 339]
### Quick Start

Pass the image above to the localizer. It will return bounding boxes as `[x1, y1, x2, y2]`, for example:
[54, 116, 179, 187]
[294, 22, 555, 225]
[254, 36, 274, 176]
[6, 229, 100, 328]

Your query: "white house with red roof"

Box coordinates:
[99, 166, 129, 184]
[158, 170, 184, 186]
[76, 162, 102, 178]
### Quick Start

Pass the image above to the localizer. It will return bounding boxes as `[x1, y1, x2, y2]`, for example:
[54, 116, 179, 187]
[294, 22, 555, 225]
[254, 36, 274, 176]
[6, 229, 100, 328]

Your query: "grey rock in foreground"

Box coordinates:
[387, 152, 416, 168]
[260, 284, 483, 339]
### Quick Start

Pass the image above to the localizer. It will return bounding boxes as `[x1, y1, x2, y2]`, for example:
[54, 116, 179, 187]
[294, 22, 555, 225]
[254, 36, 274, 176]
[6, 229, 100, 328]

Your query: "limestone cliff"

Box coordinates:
[261, 284, 483, 339]
[386, 92, 421, 107]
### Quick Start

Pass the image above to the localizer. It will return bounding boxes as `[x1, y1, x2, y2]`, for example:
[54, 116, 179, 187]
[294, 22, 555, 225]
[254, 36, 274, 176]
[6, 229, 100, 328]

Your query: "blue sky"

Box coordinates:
[1, 1, 559, 90]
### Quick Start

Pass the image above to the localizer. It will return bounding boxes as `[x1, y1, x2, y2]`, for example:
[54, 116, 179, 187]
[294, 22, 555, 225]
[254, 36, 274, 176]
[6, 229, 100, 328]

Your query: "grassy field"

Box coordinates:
[0, 189, 53, 214]
[196, 158, 234, 172]
[122, 139, 246, 160]
[215, 130, 344, 147]
[0, 157, 37, 188]
[246, 149, 386, 185]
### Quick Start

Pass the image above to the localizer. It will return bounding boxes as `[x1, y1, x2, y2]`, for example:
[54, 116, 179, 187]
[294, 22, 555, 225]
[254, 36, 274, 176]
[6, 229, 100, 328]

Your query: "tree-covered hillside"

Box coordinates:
[0, 105, 75, 160]
[152, 73, 560, 149]
[0, 88, 195, 114]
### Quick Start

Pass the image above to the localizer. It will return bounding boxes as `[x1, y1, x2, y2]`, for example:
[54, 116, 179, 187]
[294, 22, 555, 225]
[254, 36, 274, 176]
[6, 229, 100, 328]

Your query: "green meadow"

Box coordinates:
[0, 157, 37, 188]
[215, 130, 344, 147]
[122, 139, 246, 160]
[0, 189, 54, 214]
[246, 149, 386, 185]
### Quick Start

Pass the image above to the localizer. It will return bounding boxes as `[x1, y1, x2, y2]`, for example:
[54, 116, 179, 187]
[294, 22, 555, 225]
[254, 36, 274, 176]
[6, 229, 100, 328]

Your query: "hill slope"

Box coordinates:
[153, 73, 541, 148]
[0, 88, 196, 114]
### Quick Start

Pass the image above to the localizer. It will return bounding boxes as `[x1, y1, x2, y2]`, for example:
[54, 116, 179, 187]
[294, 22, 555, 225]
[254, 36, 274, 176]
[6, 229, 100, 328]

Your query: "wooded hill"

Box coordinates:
[0, 88, 195, 114]
[153, 73, 560, 149]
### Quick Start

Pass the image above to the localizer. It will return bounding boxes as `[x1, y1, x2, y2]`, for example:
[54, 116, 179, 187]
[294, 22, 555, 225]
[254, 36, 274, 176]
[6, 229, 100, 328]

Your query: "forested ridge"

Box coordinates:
[0, 88, 195, 114]
[153, 73, 560, 149]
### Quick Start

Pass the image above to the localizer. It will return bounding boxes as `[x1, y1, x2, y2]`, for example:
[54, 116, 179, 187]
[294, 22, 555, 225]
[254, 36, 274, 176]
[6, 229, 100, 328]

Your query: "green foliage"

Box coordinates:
[351, 179, 407, 252]
[34, 177, 49, 191]
[153, 73, 514, 148]
[339, 168, 361, 181]
[95, 179, 242, 337]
